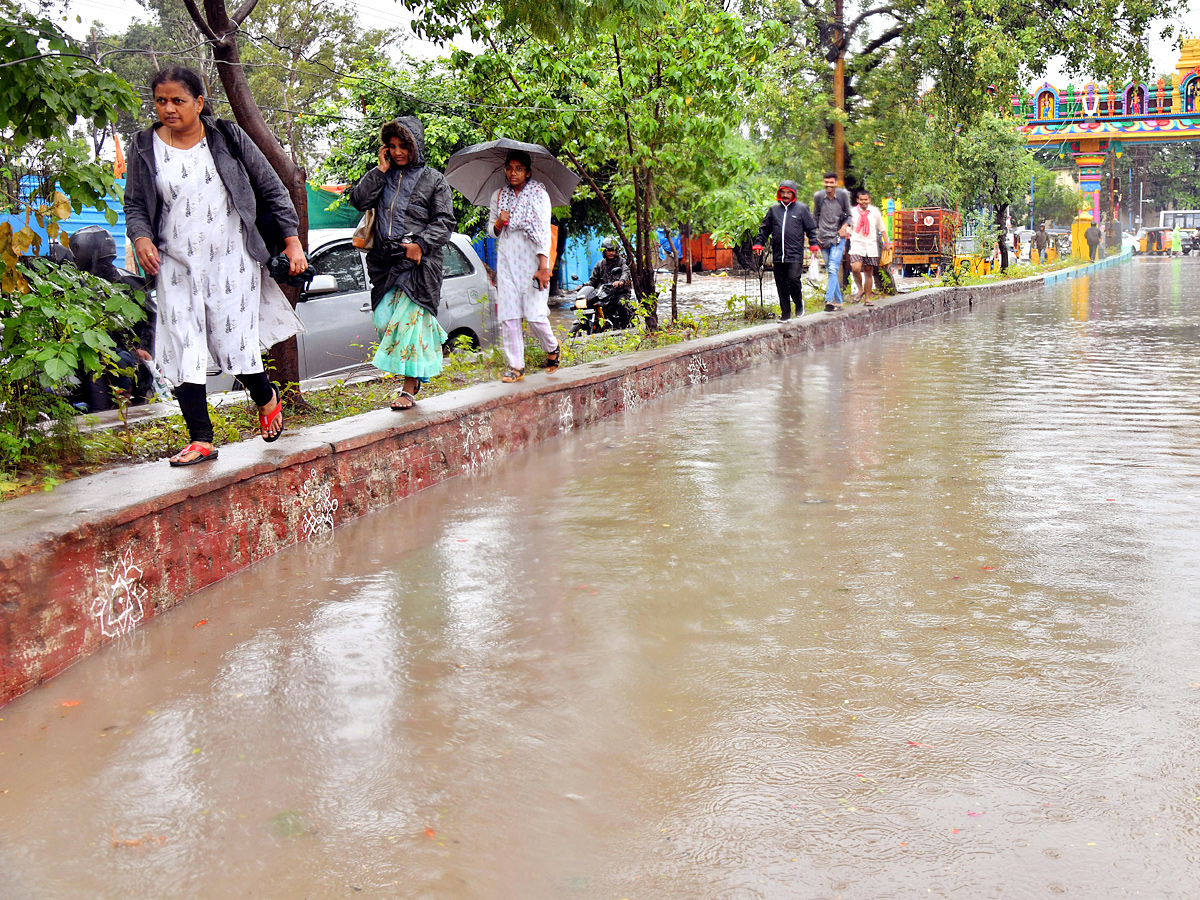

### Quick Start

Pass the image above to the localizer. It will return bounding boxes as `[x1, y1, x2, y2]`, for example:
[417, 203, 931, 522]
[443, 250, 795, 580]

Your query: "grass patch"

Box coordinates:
[2, 299, 782, 501]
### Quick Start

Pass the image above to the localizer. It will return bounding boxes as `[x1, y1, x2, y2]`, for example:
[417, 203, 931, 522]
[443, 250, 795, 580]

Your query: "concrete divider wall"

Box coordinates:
[0, 261, 1127, 705]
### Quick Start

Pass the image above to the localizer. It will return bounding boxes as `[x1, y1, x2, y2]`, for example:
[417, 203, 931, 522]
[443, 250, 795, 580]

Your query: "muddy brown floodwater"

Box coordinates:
[3, 260, 1200, 899]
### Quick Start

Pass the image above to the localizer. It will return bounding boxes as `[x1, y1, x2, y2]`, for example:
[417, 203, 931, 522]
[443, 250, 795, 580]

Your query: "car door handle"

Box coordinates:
[359, 302, 371, 312]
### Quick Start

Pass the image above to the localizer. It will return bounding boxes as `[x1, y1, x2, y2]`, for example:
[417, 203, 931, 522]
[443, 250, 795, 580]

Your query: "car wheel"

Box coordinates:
[444, 329, 479, 354]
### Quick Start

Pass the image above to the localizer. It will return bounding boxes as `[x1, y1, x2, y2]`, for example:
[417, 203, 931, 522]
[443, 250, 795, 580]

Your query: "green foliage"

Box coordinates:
[0, 259, 146, 469]
[316, 57, 488, 233]
[448, 1, 780, 311]
[0, 4, 139, 291]
[1010, 164, 1085, 227]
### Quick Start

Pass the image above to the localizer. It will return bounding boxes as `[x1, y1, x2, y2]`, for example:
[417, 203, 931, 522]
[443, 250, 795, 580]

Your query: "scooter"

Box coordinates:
[570, 283, 635, 335]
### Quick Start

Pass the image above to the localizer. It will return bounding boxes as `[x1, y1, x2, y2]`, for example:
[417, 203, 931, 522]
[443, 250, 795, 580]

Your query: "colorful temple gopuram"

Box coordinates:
[1014, 39, 1200, 222]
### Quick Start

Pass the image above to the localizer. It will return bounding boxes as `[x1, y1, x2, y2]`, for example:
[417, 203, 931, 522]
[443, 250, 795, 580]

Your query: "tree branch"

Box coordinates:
[230, 0, 262, 25]
[845, 4, 897, 42]
[179, 0, 219, 42]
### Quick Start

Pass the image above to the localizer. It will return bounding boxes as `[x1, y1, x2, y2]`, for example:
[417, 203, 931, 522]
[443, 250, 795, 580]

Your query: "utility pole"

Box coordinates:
[833, 0, 845, 184]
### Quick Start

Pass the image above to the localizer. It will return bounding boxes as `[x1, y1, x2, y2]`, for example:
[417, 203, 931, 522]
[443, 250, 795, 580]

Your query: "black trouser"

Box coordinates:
[175, 374, 274, 444]
[1088, 242, 1099, 261]
[772, 259, 805, 320]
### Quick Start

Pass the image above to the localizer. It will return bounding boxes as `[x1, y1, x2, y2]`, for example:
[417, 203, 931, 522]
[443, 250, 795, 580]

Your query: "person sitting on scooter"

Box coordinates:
[588, 237, 632, 299]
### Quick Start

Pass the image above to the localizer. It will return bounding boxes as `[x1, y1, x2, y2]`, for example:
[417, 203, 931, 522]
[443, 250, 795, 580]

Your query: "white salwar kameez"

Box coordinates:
[151, 130, 302, 386]
[488, 184, 557, 369]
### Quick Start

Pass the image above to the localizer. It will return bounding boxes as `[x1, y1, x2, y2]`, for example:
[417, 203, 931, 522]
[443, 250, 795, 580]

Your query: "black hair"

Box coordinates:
[505, 149, 533, 173]
[854, 187, 870, 200]
[149, 66, 215, 120]
[823, 171, 838, 181]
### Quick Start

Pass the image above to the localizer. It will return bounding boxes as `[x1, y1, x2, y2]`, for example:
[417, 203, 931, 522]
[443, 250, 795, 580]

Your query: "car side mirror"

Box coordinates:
[304, 274, 339, 297]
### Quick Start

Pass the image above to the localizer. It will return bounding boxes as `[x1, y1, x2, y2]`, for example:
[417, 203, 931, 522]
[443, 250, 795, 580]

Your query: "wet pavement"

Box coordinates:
[2, 259, 1200, 898]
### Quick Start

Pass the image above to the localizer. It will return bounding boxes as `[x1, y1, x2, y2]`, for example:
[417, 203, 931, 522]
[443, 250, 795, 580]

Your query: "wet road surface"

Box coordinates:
[2, 259, 1200, 898]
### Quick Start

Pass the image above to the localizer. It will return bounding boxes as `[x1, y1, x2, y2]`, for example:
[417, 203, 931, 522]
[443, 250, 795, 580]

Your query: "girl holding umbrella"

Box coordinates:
[487, 150, 561, 382]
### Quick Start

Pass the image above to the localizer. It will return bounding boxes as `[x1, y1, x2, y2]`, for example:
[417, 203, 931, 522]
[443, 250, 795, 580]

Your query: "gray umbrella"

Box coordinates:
[444, 138, 580, 208]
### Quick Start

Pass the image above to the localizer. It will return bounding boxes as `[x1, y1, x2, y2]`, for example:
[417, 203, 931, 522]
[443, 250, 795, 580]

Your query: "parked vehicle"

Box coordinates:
[207, 228, 493, 392]
[894, 207, 958, 276]
[1132, 227, 1173, 256]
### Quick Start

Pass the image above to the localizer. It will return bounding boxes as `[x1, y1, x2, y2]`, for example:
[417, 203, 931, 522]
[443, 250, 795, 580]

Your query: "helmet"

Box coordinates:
[69, 225, 117, 276]
[601, 237, 619, 253]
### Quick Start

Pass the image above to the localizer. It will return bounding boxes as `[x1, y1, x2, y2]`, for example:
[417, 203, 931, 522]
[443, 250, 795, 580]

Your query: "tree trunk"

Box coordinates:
[995, 203, 1010, 271]
[665, 225, 679, 322]
[189, 0, 309, 399]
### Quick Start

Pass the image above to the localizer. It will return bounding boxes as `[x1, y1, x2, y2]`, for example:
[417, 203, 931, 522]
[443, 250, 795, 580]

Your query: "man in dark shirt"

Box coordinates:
[752, 180, 819, 320]
[1085, 222, 1102, 261]
[812, 172, 853, 311]
[1032, 224, 1050, 264]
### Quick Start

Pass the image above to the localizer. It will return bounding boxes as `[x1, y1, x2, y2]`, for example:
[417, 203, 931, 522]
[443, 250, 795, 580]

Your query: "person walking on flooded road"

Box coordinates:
[124, 66, 307, 467]
[489, 150, 561, 383]
[813, 172, 853, 311]
[348, 116, 455, 411]
[1085, 222, 1102, 261]
[752, 180, 819, 321]
[848, 188, 889, 307]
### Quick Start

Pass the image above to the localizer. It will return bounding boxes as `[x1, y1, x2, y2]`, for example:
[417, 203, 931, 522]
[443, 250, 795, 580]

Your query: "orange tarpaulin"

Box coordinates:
[112, 133, 126, 180]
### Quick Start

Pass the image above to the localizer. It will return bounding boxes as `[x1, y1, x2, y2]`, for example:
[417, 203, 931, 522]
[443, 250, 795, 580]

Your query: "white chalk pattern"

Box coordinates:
[298, 472, 339, 541]
[688, 358, 709, 385]
[90, 546, 147, 639]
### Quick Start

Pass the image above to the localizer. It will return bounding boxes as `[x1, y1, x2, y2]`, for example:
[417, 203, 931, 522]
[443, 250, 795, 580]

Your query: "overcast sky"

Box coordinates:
[46, 0, 1200, 86]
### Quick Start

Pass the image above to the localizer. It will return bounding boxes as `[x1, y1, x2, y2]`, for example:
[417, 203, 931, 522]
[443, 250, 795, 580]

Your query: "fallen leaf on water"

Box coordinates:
[194, 620, 207, 628]
[967, 810, 983, 817]
[981, 566, 995, 571]
[424, 828, 436, 838]
[952, 828, 960, 833]
[456, 539, 468, 542]
[61, 701, 80, 708]
[907, 740, 933, 748]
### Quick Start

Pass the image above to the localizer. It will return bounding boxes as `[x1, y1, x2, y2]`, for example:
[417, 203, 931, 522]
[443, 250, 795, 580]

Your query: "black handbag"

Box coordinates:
[214, 119, 286, 256]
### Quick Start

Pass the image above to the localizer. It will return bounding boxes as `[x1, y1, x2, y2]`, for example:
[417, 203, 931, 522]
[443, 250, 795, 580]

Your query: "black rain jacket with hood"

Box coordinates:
[754, 180, 818, 264]
[348, 116, 457, 315]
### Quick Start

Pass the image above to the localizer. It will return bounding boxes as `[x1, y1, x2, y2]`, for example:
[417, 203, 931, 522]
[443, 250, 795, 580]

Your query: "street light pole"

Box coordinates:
[833, 0, 845, 184]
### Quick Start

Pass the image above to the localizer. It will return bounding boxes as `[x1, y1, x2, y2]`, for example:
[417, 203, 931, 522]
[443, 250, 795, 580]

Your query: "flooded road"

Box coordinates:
[3, 259, 1200, 898]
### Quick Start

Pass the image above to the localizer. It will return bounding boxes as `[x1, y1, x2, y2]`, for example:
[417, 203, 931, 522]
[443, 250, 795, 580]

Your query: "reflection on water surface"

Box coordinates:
[2, 260, 1200, 899]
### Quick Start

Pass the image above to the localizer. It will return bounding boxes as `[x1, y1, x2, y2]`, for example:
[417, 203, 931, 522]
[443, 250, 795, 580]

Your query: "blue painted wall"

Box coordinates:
[0, 178, 128, 260]
[471, 227, 607, 289]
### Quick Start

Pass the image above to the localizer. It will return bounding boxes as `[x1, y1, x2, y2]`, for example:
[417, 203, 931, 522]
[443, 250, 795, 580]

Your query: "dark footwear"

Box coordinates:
[864, 300, 875, 307]
[169, 442, 218, 467]
[824, 303, 836, 311]
[502, 367, 525, 383]
[545, 343, 562, 374]
[259, 382, 284, 443]
[390, 391, 417, 411]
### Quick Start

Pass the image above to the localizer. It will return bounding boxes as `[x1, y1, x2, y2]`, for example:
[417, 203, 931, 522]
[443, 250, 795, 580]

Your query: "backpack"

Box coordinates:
[813, 189, 852, 229]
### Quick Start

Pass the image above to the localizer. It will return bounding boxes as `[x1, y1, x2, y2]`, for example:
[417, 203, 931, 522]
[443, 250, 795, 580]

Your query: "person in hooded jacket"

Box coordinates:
[752, 180, 820, 320]
[349, 116, 456, 410]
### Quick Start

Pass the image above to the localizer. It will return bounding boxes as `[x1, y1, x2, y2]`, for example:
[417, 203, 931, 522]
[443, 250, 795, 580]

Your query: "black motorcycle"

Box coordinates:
[569, 283, 634, 335]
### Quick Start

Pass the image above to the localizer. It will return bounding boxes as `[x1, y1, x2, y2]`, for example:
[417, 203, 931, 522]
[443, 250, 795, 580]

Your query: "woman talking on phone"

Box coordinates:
[348, 117, 456, 410]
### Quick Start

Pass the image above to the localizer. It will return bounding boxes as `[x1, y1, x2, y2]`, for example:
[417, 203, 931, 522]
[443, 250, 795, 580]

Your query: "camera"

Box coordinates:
[267, 254, 315, 288]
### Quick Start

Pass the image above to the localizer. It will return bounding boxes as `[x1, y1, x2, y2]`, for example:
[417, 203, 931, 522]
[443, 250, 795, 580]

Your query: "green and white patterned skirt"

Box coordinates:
[371, 289, 448, 380]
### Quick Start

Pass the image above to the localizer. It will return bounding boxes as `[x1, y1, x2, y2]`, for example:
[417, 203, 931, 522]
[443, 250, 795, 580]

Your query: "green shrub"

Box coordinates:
[0, 258, 145, 469]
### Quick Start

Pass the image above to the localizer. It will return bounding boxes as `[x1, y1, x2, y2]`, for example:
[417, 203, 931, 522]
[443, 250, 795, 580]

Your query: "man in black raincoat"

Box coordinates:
[752, 180, 819, 320]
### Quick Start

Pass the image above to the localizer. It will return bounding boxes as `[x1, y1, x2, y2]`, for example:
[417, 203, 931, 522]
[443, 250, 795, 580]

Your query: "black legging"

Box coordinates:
[175, 373, 274, 444]
[772, 260, 805, 320]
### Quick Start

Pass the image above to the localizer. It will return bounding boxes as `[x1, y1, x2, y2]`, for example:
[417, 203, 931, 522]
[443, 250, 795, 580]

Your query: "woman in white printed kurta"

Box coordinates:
[125, 66, 307, 467]
[487, 150, 561, 382]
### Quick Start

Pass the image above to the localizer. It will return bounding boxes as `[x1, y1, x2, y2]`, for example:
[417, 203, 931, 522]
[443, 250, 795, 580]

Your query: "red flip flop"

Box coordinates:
[169, 443, 219, 467]
[259, 382, 284, 443]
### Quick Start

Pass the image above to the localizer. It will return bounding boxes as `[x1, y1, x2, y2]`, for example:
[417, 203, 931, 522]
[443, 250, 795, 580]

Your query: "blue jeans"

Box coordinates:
[821, 240, 846, 306]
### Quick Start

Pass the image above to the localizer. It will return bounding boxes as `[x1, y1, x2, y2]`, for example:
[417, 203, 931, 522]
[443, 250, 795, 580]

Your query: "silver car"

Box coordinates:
[208, 227, 493, 390]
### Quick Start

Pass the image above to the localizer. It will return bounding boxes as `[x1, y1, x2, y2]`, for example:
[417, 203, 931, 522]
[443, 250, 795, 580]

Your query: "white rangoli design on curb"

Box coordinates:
[688, 358, 709, 385]
[298, 472, 339, 541]
[460, 413, 497, 475]
[558, 395, 574, 430]
[90, 546, 148, 639]
[621, 379, 640, 411]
